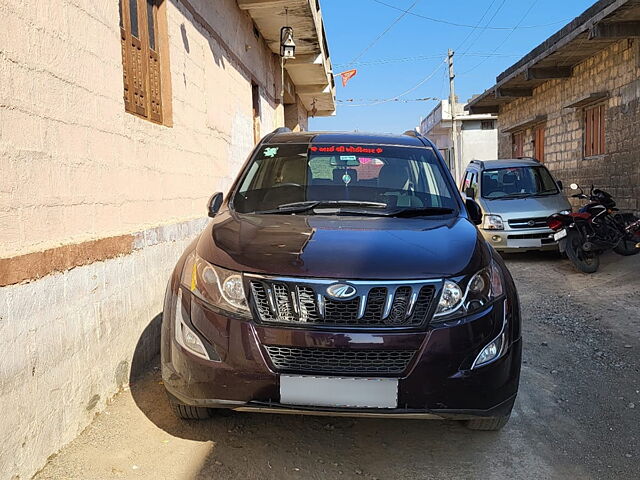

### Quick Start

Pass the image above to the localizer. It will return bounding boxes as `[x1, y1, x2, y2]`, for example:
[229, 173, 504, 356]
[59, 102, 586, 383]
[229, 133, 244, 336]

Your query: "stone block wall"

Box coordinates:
[497, 39, 640, 213]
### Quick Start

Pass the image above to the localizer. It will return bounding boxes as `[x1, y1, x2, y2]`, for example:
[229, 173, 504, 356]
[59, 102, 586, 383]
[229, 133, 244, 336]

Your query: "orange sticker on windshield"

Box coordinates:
[310, 145, 383, 154]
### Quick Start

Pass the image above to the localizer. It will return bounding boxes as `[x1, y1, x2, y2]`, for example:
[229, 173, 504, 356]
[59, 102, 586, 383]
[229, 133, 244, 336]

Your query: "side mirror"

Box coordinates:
[207, 192, 224, 217]
[556, 180, 563, 190]
[570, 183, 579, 190]
[465, 199, 483, 225]
[464, 187, 476, 199]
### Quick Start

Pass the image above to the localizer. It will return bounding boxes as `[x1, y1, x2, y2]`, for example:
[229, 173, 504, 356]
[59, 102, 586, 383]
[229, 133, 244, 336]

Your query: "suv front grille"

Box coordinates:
[264, 346, 416, 375]
[248, 276, 438, 328]
[508, 217, 548, 229]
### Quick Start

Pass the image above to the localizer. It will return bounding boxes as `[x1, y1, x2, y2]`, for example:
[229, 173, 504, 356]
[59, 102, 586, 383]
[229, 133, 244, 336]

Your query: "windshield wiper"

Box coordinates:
[254, 200, 388, 214]
[533, 189, 559, 196]
[382, 206, 455, 217]
[493, 192, 533, 199]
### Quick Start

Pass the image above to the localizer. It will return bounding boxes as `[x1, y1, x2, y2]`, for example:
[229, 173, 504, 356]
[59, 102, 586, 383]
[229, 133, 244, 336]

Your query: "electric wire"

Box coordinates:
[460, 0, 542, 76]
[338, 97, 440, 103]
[340, 61, 446, 107]
[458, 0, 507, 55]
[343, 0, 421, 68]
[333, 52, 518, 69]
[372, 0, 569, 30]
[455, 0, 500, 53]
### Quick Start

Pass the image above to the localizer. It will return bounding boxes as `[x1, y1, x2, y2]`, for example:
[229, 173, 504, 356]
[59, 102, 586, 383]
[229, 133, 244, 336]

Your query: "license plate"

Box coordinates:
[507, 238, 542, 248]
[280, 375, 398, 409]
[553, 229, 568, 241]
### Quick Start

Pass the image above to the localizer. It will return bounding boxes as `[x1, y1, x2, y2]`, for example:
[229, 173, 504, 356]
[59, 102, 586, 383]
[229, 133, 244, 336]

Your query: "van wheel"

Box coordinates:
[466, 414, 510, 431]
[167, 393, 211, 420]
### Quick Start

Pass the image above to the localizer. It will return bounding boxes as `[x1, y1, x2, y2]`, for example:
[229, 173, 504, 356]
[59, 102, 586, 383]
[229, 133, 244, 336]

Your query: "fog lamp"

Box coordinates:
[472, 334, 505, 369]
[175, 290, 211, 360]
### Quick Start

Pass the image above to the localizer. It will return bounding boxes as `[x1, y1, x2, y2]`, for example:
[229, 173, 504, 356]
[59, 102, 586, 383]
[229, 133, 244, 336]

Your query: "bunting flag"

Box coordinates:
[338, 69, 357, 87]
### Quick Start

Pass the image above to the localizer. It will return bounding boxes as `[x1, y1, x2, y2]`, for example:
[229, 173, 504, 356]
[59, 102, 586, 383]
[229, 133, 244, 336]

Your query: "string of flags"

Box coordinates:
[338, 97, 440, 103]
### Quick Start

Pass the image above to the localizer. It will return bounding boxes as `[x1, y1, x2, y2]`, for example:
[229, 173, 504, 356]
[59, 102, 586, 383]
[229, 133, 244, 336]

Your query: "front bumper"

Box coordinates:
[161, 288, 521, 419]
[481, 227, 557, 252]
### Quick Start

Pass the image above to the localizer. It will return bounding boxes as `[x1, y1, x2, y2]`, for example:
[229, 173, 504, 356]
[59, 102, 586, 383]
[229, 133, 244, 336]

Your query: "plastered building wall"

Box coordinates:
[0, 0, 284, 259]
[497, 39, 640, 212]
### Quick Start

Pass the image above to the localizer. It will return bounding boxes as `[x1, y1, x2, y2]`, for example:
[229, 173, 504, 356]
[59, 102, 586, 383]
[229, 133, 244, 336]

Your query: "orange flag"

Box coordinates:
[338, 69, 357, 87]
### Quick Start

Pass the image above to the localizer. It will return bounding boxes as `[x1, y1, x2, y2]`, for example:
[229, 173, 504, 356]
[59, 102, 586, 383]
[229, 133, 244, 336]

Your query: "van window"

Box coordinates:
[481, 166, 559, 199]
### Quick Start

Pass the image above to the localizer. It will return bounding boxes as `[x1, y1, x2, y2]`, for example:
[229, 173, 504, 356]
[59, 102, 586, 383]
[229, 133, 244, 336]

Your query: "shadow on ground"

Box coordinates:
[128, 365, 560, 479]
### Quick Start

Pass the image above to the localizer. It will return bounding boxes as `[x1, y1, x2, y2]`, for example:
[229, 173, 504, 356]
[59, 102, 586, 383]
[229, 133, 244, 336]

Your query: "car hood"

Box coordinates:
[482, 194, 571, 218]
[196, 211, 490, 280]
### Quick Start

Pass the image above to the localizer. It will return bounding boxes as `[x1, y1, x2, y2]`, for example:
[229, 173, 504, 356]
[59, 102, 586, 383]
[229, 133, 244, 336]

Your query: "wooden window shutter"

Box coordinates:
[120, 0, 148, 117]
[120, 0, 165, 123]
[512, 132, 524, 157]
[119, 0, 133, 112]
[584, 104, 606, 157]
[534, 125, 545, 163]
[146, 0, 163, 123]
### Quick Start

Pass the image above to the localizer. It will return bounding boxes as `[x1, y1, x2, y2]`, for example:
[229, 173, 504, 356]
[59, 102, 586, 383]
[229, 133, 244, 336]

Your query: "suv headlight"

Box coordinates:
[180, 252, 250, 317]
[482, 214, 504, 230]
[434, 260, 504, 321]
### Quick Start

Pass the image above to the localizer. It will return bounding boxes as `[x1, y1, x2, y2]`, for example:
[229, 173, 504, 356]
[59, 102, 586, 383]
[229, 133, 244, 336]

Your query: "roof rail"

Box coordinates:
[272, 127, 292, 135]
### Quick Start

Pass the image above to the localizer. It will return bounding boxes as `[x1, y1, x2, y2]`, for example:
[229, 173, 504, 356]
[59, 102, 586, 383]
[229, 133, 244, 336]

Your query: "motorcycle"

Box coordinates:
[547, 183, 640, 273]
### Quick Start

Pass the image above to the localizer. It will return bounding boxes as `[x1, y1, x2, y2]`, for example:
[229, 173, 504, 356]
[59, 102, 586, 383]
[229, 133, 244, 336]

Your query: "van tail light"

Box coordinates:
[547, 217, 564, 231]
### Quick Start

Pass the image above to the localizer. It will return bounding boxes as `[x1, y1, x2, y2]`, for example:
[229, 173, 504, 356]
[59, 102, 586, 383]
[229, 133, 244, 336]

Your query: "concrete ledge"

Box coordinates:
[0, 218, 208, 287]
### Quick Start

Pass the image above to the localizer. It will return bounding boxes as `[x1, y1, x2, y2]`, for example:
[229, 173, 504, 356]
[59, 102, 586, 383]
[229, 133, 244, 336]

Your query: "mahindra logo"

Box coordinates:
[326, 283, 357, 300]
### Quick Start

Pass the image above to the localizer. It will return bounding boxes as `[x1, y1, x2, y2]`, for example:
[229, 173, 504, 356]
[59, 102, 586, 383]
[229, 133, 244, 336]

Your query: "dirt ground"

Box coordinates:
[34, 252, 640, 480]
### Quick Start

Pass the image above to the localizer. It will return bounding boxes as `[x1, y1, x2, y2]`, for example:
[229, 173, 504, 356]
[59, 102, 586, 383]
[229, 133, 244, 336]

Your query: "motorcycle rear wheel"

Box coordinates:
[565, 231, 600, 273]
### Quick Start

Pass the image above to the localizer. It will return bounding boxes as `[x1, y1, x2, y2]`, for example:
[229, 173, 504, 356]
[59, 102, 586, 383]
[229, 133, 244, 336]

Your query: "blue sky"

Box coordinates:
[310, 0, 595, 133]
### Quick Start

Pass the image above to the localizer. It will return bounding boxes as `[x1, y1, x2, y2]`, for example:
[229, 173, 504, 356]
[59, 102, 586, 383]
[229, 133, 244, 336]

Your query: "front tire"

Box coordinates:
[167, 392, 212, 420]
[565, 231, 600, 273]
[466, 414, 511, 431]
[613, 238, 639, 256]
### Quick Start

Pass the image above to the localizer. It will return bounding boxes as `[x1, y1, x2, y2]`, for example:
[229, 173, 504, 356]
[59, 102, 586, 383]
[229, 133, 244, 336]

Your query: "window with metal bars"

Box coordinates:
[584, 103, 606, 157]
[119, 0, 165, 124]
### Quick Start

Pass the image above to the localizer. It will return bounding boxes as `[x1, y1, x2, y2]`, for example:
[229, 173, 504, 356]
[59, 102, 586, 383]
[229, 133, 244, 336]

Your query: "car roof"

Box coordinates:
[267, 131, 428, 148]
[469, 158, 540, 170]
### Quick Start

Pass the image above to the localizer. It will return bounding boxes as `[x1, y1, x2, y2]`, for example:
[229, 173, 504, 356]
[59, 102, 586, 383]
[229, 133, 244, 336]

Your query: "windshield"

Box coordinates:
[481, 166, 559, 199]
[232, 143, 459, 215]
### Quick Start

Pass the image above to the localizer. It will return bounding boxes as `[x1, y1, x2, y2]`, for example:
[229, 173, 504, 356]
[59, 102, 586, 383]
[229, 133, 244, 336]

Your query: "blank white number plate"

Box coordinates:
[553, 229, 568, 241]
[280, 375, 398, 409]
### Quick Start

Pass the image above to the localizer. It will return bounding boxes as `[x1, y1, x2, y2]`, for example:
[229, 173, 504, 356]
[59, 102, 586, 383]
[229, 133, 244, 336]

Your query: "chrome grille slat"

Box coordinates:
[264, 346, 416, 375]
[248, 277, 438, 328]
[508, 217, 548, 229]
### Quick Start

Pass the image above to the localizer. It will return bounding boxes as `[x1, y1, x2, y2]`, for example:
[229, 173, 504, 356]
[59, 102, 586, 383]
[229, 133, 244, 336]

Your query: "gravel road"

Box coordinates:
[35, 252, 640, 480]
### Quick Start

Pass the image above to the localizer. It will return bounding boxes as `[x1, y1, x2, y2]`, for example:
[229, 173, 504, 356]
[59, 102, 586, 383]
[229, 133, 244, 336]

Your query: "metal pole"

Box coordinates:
[447, 49, 459, 182]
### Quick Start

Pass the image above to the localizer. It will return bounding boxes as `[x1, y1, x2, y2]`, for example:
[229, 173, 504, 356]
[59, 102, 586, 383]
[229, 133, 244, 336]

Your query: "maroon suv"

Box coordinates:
[161, 130, 522, 430]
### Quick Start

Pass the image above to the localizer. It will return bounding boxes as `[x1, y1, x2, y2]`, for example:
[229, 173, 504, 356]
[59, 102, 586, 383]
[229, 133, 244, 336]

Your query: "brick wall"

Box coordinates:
[497, 39, 640, 213]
